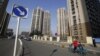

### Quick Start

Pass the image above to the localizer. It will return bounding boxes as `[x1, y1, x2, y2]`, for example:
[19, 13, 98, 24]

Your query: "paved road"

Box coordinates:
[22, 40, 99, 56]
[0, 38, 14, 56]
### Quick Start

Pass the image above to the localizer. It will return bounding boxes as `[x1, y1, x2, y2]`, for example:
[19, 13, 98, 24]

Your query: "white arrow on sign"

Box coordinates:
[16, 7, 25, 15]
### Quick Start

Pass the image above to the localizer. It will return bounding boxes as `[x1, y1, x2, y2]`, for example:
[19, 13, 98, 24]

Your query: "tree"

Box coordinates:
[6, 32, 13, 37]
[29, 29, 43, 36]
[34, 29, 38, 35]
[29, 30, 34, 36]
[38, 31, 43, 36]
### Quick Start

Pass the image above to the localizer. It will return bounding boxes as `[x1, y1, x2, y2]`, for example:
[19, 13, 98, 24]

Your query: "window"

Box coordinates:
[73, 16, 76, 25]
[79, 18, 80, 22]
[73, 36, 79, 39]
[74, 31, 78, 35]
[72, 5, 75, 14]
[73, 16, 76, 19]
[71, 0, 74, 4]
[72, 7, 75, 10]
[71, 0, 75, 14]
[76, 0, 78, 8]
[72, 11, 75, 14]
[81, 36, 83, 40]
[73, 26, 77, 30]
[73, 16, 77, 30]
[80, 31, 82, 35]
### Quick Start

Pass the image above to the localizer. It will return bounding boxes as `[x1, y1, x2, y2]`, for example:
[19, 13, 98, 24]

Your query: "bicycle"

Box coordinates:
[68, 44, 88, 56]
[76, 46, 87, 56]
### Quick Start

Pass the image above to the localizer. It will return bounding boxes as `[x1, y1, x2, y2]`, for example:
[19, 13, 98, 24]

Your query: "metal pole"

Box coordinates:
[13, 17, 20, 56]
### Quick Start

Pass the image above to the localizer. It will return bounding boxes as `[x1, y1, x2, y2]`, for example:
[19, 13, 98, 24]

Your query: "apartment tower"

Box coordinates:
[67, 0, 100, 43]
[31, 7, 50, 36]
[31, 7, 44, 34]
[42, 10, 50, 36]
[57, 8, 68, 40]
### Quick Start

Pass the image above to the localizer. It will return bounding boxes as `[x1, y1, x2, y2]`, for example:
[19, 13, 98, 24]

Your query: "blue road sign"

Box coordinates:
[13, 5, 27, 17]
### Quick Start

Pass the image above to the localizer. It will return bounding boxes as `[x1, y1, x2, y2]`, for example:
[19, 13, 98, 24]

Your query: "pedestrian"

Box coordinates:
[78, 42, 83, 48]
[78, 42, 84, 52]
[72, 39, 79, 53]
[93, 38, 97, 47]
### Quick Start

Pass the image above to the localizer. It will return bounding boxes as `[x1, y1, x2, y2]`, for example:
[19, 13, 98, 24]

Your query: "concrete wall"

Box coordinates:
[86, 36, 93, 44]
[67, 36, 72, 44]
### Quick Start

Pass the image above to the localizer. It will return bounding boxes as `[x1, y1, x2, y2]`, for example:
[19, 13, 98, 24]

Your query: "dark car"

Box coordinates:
[26, 38, 32, 41]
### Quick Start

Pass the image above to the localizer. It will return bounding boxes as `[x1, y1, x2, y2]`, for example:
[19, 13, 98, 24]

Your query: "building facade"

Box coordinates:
[1, 13, 11, 36]
[67, 0, 100, 43]
[31, 7, 44, 34]
[31, 7, 50, 36]
[57, 8, 68, 40]
[42, 10, 50, 36]
[0, 0, 10, 37]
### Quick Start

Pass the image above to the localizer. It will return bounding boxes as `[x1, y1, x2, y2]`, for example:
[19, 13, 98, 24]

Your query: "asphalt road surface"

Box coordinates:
[22, 40, 99, 56]
[0, 39, 14, 56]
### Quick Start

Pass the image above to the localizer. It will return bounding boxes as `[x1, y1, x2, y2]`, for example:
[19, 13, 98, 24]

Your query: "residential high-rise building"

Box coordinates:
[31, 7, 50, 36]
[57, 8, 68, 40]
[67, 0, 100, 43]
[42, 10, 50, 36]
[31, 7, 44, 34]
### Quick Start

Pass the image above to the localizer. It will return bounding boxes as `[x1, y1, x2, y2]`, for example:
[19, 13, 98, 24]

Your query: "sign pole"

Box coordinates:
[12, 4, 28, 56]
[13, 17, 21, 56]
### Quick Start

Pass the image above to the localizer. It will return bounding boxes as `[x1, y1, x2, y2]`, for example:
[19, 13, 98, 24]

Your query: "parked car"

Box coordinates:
[24, 37, 27, 40]
[26, 38, 32, 41]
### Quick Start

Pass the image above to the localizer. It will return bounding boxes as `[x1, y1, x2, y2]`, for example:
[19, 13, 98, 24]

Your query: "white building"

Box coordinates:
[57, 8, 68, 40]
[31, 7, 50, 36]
[42, 10, 50, 36]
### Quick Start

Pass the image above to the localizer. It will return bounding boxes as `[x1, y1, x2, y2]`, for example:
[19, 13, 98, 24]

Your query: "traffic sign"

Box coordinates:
[12, 4, 28, 56]
[12, 5, 28, 18]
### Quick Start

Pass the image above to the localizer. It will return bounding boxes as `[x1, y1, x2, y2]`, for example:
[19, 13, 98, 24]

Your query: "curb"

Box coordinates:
[87, 49, 100, 53]
[16, 39, 23, 56]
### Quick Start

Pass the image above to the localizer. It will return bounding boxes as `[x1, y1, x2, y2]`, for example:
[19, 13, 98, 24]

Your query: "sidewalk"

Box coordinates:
[85, 45, 100, 52]
[0, 38, 14, 56]
[33, 40, 68, 46]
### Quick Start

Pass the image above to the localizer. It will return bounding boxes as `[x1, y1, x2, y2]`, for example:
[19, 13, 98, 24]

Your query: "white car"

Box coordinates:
[24, 37, 27, 40]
